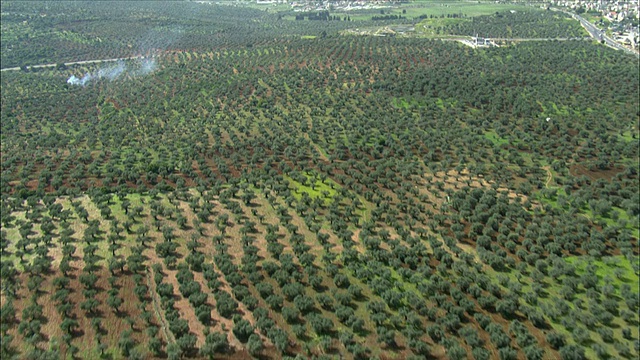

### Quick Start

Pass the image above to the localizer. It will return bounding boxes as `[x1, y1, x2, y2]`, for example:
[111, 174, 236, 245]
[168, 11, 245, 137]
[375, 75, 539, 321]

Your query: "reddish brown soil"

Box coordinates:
[570, 163, 624, 181]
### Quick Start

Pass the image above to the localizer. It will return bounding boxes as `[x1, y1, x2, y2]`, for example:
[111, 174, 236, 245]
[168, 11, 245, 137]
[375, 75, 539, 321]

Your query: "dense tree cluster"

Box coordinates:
[436, 10, 588, 38]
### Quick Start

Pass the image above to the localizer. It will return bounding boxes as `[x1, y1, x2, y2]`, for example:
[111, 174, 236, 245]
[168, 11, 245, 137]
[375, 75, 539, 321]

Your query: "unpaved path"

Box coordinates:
[1, 56, 143, 72]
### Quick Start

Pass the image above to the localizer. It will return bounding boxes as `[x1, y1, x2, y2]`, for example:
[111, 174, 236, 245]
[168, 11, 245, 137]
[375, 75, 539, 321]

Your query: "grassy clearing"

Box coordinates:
[392, 97, 414, 109]
[619, 130, 637, 142]
[283, 2, 527, 23]
[537, 101, 572, 119]
[283, 170, 372, 224]
[581, 205, 640, 238]
[535, 181, 640, 238]
[301, 35, 317, 39]
[285, 172, 338, 204]
[484, 130, 509, 146]
[412, 2, 528, 18]
[392, 97, 426, 109]
[536, 188, 639, 238]
[565, 255, 639, 291]
[392, 96, 453, 110]
[559, 255, 639, 359]
[3, 210, 40, 270]
[534, 165, 639, 239]
[237, 2, 292, 13]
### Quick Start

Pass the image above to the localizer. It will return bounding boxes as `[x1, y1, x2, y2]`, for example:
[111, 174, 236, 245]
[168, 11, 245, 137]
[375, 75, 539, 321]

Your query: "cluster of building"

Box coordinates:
[288, 0, 395, 12]
[613, 29, 638, 48]
[554, 0, 638, 21]
[548, 0, 639, 48]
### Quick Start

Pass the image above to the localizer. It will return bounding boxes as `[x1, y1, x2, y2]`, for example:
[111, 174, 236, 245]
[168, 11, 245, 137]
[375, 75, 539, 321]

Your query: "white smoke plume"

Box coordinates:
[67, 61, 126, 86]
[97, 61, 126, 80]
[66, 74, 89, 86]
[132, 57, 157, 77]
[66, 58, 156, 86]
[66, 25, 182, 86]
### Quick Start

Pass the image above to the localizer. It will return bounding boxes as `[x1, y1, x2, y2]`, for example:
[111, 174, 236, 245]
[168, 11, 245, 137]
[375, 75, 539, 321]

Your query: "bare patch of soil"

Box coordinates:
[570, 163, 624, 181]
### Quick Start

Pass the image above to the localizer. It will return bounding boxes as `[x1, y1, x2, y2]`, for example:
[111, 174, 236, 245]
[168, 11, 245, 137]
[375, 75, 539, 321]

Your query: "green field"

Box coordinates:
[282, 2, 529, 23]
[619, 130, 637, 142]
[566, 255, 639, 291]
[410, 2, 529, 18]
[484, 130, 510, 146]
[285, 172, 338, 204]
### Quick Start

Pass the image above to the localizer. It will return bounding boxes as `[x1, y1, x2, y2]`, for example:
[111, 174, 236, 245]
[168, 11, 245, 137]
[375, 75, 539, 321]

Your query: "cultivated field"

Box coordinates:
[1, 2, 638, 360]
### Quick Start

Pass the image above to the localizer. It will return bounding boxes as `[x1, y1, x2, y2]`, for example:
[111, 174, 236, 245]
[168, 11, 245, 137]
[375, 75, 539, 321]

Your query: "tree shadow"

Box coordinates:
[353, 327, 371, 338]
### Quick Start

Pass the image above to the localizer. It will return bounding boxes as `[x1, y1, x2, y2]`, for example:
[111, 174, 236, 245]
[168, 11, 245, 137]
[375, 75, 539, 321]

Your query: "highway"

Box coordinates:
[553, 8, 639, 57]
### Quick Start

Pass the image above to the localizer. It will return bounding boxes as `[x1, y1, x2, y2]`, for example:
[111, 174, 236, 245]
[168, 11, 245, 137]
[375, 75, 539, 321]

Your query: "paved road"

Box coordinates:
[445, 36, 590, 42]
[457, 36, 592, 48]
[488, 37, 591, 41]
[552, 8, 639, 56]
[2, 12, 636, 73]
[0, 56, 143, 72]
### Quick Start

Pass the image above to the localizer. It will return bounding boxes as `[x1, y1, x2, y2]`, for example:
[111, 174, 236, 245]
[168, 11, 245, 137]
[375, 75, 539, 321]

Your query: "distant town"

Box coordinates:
[547, 0, 639, 49]
[256, 0, 640, 50]
[230, 0, 639, 51]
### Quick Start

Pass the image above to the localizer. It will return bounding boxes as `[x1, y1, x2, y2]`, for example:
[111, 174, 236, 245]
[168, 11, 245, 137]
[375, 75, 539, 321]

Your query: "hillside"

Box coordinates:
[1, 2, 638, 360]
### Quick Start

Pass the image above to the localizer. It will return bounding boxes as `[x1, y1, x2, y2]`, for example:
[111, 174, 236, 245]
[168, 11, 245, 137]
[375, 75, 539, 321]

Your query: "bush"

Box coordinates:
[232, 318, 254, 343]
[546, 332, 565, 349]
[559, 344, 586, 360]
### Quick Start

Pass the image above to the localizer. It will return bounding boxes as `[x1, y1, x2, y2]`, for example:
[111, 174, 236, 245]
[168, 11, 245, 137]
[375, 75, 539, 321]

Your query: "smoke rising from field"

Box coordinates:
[67, 61, 126, 86]
[66, 57, 158, 86]
[67, 58, 158, 86]
[133, 58, 157, 77]
[66, 26, 181, 86]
